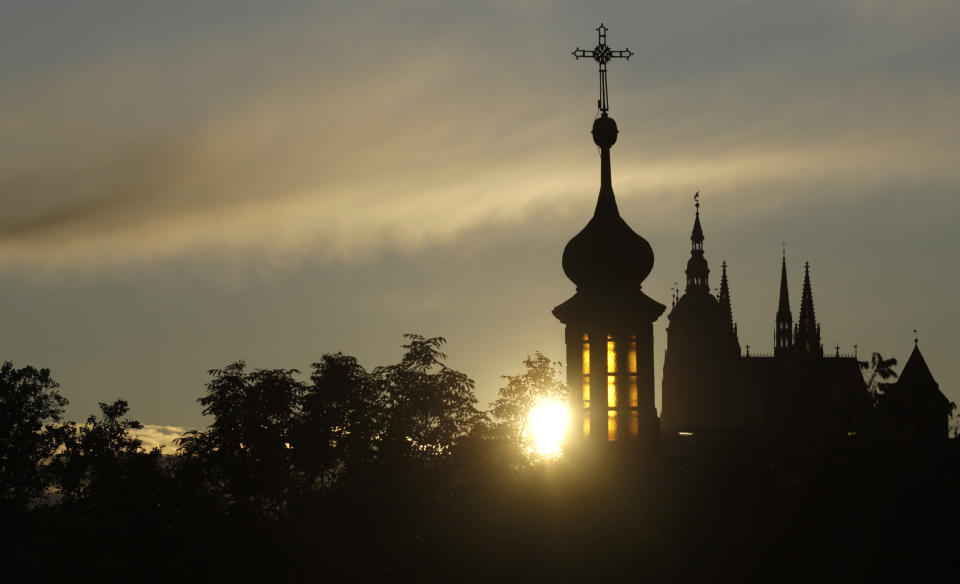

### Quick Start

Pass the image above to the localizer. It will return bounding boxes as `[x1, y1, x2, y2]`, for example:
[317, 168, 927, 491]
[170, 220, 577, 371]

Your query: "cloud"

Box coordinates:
[135, 424, 186, 455]
[0, 1, 958, 274]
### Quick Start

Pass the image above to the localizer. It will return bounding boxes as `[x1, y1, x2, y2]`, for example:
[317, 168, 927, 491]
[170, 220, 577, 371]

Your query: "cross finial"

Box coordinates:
[694, 191, 700, 210]
[572, 24, 634, 113]
[914, 329, 918, 345]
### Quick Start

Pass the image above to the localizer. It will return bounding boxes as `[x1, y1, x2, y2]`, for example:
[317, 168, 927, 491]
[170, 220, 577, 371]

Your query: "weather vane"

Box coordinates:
[572, 24, 634, 114]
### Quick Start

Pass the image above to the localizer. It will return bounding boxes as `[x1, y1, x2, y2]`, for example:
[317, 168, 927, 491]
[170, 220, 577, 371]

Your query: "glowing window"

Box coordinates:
[607, 339, 616, 373]
[629, 411, 640, 438]
[607, 375, 617, 407]
[629, 377, 638, 407]
[628, 341, 637, 373]
[582, 341, 590, 375]
[582, 377, 590, 407]
[583, 415, 590, 438]
[607, 411, 617, 441]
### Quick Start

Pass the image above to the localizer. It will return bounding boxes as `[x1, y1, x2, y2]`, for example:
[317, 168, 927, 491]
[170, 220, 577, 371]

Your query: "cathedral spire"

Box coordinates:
[774, 250, 793, 356]
[795, 261, 823, 356]
[684, 193, 709, 293]
[718, 261, 734, 330]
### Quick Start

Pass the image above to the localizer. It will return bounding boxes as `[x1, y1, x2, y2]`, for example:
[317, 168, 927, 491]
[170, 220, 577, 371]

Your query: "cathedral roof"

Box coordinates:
[883, 342, 951, 412]
[898, 343, 940, 392]
[671, 288, 720, 313]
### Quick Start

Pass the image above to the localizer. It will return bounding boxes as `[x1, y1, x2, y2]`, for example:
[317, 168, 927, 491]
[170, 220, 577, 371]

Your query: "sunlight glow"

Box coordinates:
[526, 398, 569, 459]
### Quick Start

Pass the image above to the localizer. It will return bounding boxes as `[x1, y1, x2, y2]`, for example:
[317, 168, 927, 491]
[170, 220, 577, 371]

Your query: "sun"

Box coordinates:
[525, 398, 569, 459]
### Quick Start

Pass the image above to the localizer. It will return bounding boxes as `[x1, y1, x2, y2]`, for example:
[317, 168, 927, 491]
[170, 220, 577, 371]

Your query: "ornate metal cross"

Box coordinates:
[572, 24, 634, 113]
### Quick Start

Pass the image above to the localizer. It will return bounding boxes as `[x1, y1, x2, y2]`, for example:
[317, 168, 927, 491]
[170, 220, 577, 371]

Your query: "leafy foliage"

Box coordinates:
[0, 362, 68, 504]
[296, 352, 384, 486]
[376, 334, 486, 461]
[178, 362, 306, 519]
[53, 399, 152, 503]
[860, 352, 898, 404]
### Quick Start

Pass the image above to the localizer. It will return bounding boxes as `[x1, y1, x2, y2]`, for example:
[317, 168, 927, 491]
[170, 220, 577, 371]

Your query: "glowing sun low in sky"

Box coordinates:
[526, 398, 569, 459]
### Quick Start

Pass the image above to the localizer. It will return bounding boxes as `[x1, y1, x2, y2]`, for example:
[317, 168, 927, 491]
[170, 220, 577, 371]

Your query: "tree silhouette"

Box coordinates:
[375, 334, 486, 462]
[0, 362, 68, 506]
[53, 399, 153, 504]
[178, 362, 306, 521]
[296, 352, 384, 487]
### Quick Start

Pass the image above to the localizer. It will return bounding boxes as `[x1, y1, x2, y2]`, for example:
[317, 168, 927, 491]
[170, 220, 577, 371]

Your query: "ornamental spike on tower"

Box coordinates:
[774, 248, 794, 356]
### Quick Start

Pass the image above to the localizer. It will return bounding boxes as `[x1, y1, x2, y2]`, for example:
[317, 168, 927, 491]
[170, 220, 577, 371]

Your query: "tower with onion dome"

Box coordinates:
[554, 25, 665, 449]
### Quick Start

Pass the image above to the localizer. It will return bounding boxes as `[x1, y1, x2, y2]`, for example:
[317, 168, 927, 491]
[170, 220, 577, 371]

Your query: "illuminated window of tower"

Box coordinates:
[581, 334, 591, 407]
[607, 410, 617, 441]
[628, 339, 637, 373]
[629, 377, 638, 407]
[607, 375, 617, 408]
[582, 334, 590, 374]
[606, 337, 616, 373]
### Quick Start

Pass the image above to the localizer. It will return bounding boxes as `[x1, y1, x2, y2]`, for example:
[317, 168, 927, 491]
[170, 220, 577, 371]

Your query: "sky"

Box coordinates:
[2, 0, 958, 447]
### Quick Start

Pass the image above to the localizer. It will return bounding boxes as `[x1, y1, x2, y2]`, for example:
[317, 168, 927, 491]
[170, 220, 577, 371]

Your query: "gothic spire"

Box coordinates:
[684, 193, 709, 293]
[719, 262, 740, 346]
[774, 250, 793, 356]
[795, 261, 823, 356]
[777, 251, 790, 316]
[719, 261, 733, 329]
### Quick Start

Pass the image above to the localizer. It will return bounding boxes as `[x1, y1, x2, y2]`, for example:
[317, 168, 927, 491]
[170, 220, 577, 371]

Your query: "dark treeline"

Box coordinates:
[2, 335, 959, 582]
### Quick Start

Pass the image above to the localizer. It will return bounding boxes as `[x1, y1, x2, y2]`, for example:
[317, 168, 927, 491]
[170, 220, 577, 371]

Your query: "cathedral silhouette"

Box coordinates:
[555, 25, 952, 457]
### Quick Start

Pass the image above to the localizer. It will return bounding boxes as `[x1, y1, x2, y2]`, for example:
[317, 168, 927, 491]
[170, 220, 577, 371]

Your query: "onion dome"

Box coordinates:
[561, 114, 654, 293]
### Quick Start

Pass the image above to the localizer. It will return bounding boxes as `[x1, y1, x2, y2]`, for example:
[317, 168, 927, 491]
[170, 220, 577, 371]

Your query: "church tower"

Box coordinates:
[794, 262, 823, 356]
[661, 198, 740, 440]
[774, 252, 794, 356]
[555, 25, 665, 449]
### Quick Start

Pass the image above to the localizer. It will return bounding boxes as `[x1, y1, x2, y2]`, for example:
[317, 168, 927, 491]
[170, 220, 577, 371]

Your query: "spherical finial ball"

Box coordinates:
[591, 114, 618, 148]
